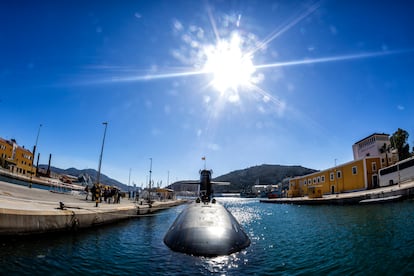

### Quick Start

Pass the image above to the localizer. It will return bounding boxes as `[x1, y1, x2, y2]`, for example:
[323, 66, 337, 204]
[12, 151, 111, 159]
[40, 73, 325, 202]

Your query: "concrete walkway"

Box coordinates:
[0, 181, 187, 235]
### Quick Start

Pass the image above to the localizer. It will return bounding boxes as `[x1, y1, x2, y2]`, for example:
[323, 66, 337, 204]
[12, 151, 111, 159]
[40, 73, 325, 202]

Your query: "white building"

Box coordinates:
[352, 133, 398, 167]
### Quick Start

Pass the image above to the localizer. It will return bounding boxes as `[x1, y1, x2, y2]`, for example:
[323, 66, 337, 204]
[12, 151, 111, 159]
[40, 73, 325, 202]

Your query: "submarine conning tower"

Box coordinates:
[199, 169, 213, 203]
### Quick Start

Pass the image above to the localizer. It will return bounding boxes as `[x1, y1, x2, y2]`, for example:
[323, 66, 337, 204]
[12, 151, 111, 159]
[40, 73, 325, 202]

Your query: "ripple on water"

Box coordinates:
[2, 199, 414, 275]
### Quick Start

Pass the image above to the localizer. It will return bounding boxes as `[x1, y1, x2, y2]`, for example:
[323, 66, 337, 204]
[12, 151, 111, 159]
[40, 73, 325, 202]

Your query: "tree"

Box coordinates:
[379, 142, 391, 166]
[390, 128, 411, 161]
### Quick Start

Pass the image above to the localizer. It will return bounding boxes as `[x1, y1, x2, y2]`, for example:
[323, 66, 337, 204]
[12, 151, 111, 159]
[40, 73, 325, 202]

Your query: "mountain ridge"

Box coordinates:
[38, 165, 130, 191]
[169, 164, 317, 192]
[40, 164, 317, 192]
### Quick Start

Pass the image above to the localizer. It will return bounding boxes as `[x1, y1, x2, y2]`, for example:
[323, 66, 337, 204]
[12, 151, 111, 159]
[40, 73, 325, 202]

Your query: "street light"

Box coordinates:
[96, 122, 108, 186]
[95, 122, 108, 207]
[148, 158, 152, 202]
[30, 124, 42, 188]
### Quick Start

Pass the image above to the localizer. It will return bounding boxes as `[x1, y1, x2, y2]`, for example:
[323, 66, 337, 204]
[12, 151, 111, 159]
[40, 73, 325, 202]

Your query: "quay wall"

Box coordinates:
[0, 200, 187, 236]
[260, 181, 414, 205]
[0, 179, 188, 235]
[0, 208, 136, 235]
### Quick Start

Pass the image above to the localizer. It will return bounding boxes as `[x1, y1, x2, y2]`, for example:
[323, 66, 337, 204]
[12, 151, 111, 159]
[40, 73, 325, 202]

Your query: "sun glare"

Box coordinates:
[203, 33, 256, 94]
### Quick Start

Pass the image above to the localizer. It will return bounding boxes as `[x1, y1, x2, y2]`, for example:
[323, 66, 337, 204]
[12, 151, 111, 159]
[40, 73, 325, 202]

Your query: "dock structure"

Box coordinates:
[0, 181, 186, 235]
[260, 180, 414, 205]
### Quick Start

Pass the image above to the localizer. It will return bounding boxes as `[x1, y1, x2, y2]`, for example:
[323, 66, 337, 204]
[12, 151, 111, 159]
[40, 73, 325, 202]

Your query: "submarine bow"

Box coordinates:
[163, 201, 250, 256]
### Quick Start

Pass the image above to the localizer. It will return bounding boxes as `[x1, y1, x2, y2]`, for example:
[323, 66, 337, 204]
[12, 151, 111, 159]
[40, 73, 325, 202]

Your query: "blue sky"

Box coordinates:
[1, 0, 413, 187]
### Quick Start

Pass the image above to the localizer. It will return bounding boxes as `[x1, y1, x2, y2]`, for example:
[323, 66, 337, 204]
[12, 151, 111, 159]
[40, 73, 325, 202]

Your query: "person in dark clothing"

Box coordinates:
[84, 185, 89, 200]
[116, 189, 121, 204]
[91, 185, 96, 201]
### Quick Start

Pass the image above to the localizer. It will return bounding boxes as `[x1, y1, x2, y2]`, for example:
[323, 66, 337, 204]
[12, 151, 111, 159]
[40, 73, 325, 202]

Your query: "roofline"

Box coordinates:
[353, 133, 390, 145]
[0, 137, 32, 153]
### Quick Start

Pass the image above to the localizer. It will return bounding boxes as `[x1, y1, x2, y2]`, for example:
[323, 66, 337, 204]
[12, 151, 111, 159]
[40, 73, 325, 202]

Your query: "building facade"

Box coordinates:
[288, 157, 382, 198]
[288, 133, 396, 198]
[0, 138, 34, 176]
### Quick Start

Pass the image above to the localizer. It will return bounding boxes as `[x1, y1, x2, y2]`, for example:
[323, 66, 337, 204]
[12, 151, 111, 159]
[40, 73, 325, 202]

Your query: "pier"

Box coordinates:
[0, 180, 187, 235]
[260, 180, 414, 205]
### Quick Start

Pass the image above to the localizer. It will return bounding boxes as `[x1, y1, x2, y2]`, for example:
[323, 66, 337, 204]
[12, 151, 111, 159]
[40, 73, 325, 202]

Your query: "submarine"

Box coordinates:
[163, 169, 251, 257]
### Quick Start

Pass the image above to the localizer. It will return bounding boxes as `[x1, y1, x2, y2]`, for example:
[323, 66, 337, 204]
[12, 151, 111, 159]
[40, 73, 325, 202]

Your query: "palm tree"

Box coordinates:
[379, 143, 391, 167]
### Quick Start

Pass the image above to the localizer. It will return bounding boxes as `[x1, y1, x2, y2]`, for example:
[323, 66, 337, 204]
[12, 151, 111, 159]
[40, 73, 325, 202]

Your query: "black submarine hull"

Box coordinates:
[163, 201, 250, 256]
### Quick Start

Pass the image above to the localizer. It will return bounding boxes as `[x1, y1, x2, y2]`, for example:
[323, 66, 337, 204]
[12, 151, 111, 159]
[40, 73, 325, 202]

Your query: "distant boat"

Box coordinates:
[267, 190, 279, 199]
[359, 195, 403, 204]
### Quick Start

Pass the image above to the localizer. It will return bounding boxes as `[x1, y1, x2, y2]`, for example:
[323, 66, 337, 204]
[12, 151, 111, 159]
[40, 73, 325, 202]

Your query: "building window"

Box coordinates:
[321, 175, 325, 182]
[352, 166, 357, 175]
[337, 171, 342, 178]
[317, 176, 320, 183]
[372, 162, 377, 172]
[304, 179, 307, 185]
[330, 172, 334, 181]
[313, 178, 316, 184]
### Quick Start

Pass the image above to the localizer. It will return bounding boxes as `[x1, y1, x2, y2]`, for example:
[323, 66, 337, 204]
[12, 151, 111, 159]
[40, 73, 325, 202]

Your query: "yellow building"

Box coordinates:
[288, 133, 398, 198]
[289, 157, 382, 198]
[0, 138, 34, 176]
[0, 138, 13, 165]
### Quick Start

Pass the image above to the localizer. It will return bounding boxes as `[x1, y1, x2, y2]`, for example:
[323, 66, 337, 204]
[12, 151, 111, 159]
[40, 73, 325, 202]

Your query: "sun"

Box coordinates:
[203, 33, 256, 94]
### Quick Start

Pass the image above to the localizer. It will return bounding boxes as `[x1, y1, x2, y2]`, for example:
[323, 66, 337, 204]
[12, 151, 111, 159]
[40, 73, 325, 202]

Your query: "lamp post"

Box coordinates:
[148, 158, 152, 202]
[96, 122, 108, 186]
[334, 159, 338, 195]
[95, 122, 108, 207]
[30, 124, 42, 188]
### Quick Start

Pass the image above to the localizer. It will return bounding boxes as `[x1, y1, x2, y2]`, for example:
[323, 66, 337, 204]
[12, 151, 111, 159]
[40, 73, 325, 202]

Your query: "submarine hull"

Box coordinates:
[163, 201, 250, 256]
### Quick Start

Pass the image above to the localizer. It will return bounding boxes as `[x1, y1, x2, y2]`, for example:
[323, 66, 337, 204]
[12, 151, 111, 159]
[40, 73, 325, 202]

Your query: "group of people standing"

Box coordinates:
[84, 184, 122, 207]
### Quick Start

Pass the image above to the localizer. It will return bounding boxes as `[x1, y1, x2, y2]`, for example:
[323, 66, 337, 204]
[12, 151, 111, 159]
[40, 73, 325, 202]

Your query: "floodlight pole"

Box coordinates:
[96, 122, 108, 187]
[30, 124, 42, 188]
[148, 158, 152, 202]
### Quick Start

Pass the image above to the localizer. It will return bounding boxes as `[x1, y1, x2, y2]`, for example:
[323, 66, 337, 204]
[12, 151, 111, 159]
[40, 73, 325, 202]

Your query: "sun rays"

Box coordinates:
[82, 1, 413, 120]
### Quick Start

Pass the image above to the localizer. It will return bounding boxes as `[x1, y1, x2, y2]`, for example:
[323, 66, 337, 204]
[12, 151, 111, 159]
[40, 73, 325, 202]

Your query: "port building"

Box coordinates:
[288, 133, 399, 198]
[0, 137, 34, 176]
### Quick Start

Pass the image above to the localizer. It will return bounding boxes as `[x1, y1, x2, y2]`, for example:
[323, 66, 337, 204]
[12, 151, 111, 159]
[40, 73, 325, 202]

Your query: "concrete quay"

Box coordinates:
[0, 168, 84, 191]
[260, 180, 414, 205]
[0, 181, 187, 235]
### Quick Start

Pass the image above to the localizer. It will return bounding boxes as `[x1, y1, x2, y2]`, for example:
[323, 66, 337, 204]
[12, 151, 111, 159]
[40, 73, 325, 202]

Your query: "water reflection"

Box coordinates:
[199, 252, 247, 274]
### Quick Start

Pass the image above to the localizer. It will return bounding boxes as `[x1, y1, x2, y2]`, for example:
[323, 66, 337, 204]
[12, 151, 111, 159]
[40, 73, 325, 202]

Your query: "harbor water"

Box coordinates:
[1, 197, 414, 275]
